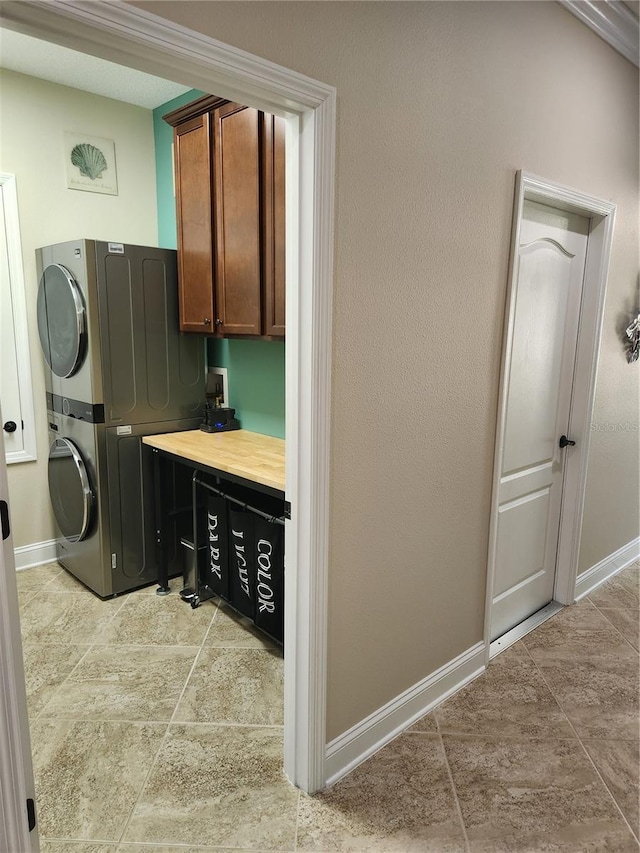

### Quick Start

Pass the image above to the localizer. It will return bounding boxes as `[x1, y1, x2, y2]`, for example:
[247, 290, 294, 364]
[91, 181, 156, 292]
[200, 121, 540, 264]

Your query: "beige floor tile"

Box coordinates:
[40, 645, 199, 721]
[123, 724, 298, 849]
[40, 843, 118, 853]
[19, 590, 125, 645]
[18, 586, 39, 608]
[15, 562, 63, 592]
[30, 718, 167, 842]
[523, 602, 636, 663]
[617, 563, 640, 590]
[16, 563, 64, 606]
[205, 602, 278, 649]
[45, 567, 98, 594]
[117, 847, 290, 853]
[534, 656, 639, 740]
[431, 649, 574, 738]
[589, 567, 639, 611]
[174, 646, 283, 725]
[443, 735, 638, 852]
[582, 738, 640, 835]
[21, 642, 89, 717]
[95, 594, 215, 646]
[406, 712, 438, 733]
[296, 733, 466, 852]
[502, 639, 532, 657]
[599, 608, 640, 651]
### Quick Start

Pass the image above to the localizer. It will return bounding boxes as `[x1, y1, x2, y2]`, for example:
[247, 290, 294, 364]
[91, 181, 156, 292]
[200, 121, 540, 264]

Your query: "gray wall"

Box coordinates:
[131, 0, 640, 738]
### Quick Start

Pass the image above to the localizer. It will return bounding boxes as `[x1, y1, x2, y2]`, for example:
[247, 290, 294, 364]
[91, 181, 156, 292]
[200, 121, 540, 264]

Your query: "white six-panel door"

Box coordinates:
[490, 200, 589, 641]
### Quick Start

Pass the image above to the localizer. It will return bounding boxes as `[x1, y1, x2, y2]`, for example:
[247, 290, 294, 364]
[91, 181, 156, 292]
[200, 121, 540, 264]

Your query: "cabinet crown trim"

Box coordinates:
[163, 94, 229, 126]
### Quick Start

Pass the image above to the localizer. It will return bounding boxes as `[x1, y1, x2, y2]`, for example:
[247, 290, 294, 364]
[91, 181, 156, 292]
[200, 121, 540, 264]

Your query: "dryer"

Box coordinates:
[36, 240, 203, 426]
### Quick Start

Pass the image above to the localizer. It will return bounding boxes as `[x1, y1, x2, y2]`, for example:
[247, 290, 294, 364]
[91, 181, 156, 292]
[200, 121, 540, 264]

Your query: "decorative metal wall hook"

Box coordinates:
[625, 313, 640, 364]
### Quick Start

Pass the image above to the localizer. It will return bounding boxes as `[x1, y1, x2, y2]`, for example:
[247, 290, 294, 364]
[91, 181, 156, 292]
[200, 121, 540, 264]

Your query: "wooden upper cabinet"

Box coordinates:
[263, 115, 286, 337]
[213, 103, 262, 336]
[174, 114, 214, 333]
[165, 95, 285, 337]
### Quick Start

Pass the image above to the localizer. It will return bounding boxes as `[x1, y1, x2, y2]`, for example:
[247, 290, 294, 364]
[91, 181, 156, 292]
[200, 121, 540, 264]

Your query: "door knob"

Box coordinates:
[559, 435, 576, 448]
[3, 421, 17, 433]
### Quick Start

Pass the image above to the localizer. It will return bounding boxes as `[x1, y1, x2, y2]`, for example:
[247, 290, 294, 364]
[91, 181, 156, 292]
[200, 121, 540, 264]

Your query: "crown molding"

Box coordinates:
[559, 0, 639, 66]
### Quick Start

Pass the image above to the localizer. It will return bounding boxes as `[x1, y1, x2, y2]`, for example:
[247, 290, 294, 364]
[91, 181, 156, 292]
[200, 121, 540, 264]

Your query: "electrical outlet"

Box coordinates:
[207, 366, 229, 406]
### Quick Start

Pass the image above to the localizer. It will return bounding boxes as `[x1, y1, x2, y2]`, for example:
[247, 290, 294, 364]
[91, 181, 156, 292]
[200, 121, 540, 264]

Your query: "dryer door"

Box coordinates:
[37, 264, 87, 377]
[48, 437, 94, 542]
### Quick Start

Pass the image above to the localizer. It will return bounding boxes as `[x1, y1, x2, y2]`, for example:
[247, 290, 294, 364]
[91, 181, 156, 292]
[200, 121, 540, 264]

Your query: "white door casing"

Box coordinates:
[0, 416, 39, 853]
[485, 172, 616, 658]
[491, 200, 589, 641]
[0, 0, 336, 794]
[0, 173, 37, 465]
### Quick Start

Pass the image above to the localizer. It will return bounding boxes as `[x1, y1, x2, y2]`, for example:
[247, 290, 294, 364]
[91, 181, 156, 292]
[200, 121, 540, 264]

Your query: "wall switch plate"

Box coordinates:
[207, 366, 229, 406]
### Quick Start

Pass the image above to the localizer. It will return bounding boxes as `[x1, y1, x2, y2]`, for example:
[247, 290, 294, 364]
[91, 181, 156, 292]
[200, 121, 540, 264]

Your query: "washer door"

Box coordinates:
[48, 437, 94, 542]
[37, 264, 87, 378]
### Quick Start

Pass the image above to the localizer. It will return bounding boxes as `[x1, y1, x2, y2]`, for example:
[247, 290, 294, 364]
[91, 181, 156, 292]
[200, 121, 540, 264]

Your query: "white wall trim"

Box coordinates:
[324, 642, 485, 788]
[559, 0, 639, 67]
[574, 537, 640, 600]
[13, 540, 57, 572]
[0, 173, 38, 466]
[0, 0, 336, 795]
[484, 171, 616, 661]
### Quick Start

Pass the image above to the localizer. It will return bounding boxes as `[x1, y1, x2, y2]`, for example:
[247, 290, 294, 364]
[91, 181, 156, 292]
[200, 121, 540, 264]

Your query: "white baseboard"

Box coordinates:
[324, 641, 485, 788]
[575, 537, 640, 601]
[13, 539, 58, 571]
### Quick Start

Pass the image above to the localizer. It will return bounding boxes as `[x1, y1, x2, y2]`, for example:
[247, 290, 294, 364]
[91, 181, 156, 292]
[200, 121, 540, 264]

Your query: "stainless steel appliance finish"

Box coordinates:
[47, 413, 197, 597]
[38, 240, 204, 596]
[37, 240, 203, 424]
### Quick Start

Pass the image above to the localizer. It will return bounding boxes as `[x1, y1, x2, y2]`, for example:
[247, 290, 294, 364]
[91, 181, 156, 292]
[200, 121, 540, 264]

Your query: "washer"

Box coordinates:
[47, 413, 196, 597]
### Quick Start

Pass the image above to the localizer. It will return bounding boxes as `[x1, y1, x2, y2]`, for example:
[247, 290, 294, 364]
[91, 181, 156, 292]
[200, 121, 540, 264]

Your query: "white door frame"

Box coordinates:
[1, 173, 38, 465]
[0, 0, 336, 794]
[484, 171, 616, 662]
[0, 417, 40, 853]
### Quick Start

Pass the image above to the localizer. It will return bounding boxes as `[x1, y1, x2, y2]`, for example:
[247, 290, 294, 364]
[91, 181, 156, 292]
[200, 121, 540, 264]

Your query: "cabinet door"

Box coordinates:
[213, 103, 262, 336]
[262, 115, 286, 337]
[174, 115, 214, 333]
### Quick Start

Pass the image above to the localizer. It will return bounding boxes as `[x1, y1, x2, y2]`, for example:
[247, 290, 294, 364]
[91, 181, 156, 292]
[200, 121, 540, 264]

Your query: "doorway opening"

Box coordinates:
[484, 171, 616, 660]
[0, 0, 336, 799]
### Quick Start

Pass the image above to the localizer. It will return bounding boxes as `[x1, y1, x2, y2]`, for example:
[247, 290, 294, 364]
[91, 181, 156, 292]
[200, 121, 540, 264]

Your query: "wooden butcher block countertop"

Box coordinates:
[142, 429, 285, 493]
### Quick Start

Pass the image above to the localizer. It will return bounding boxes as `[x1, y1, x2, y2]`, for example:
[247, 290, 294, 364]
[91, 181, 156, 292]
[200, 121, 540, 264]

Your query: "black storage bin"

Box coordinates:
[253, 514, 284, 642]
[206, 494, 230, 598]
[228, 506, 255, 619]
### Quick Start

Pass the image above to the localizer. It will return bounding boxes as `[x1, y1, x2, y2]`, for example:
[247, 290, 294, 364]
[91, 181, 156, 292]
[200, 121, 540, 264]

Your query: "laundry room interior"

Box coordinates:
[1, 29, 288, 824]
[2, 1, 639, 849]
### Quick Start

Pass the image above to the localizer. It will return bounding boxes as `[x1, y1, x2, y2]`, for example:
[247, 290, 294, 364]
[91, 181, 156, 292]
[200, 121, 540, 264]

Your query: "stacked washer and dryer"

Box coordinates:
[37, 239, 204, 597]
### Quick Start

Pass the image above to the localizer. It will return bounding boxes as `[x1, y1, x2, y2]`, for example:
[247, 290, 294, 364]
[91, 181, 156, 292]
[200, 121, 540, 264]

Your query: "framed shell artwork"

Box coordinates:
[64, 132, 118, 195]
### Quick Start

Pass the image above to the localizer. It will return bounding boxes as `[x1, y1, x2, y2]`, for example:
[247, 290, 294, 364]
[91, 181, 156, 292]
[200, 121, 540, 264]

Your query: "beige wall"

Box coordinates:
[132, 0, 639, 740]
[1, 70, 159, 549]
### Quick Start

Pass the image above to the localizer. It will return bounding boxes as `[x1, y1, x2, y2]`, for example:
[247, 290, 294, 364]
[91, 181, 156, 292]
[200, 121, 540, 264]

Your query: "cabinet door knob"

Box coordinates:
[203, 318, 211, 325]
[215, 318, 223, 326]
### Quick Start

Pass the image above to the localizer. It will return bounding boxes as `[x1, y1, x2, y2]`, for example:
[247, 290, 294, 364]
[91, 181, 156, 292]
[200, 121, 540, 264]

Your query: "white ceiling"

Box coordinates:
[0, 28, 191, 109]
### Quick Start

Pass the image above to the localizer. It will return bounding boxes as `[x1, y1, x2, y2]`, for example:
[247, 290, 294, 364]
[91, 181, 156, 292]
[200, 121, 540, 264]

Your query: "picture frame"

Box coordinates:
[64, 131, 118, 195]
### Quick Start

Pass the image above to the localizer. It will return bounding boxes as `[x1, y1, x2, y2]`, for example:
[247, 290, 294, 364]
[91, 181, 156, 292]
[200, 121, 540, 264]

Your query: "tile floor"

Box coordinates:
[16, 560, 639, 852]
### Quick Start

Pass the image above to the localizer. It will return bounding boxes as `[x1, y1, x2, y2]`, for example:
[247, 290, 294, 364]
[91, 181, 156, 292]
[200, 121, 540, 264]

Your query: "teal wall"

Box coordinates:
[153, 89, 206, 249]
[153, 91, 286, 439]
[208, 338, 285, 439]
